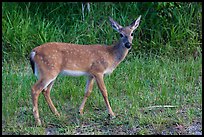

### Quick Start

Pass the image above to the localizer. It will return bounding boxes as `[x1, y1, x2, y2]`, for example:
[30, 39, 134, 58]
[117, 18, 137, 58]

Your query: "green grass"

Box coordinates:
[2, 2, 202, 135]
[2, 2, 202, 62]
[2, 54, 202, 135]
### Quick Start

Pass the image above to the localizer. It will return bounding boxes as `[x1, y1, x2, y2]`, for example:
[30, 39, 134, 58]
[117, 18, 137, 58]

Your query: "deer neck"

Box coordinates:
[110, 41, 129, 68]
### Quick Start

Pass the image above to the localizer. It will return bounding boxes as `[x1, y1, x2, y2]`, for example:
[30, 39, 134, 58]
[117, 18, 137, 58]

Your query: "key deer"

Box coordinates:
[30, 16, 141, 126]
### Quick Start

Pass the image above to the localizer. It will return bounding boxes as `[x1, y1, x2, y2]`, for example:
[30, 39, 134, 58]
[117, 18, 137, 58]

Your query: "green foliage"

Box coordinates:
[2, 2, 202, 63]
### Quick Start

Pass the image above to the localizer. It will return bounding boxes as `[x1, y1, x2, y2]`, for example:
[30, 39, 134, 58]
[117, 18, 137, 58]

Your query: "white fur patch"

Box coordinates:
[34, 63, 38, 78]
[30, 51, 36, 59]
[104, 67, 114, 75]
[61, 70, 89, 77]
[43, 77, 57, 90]
[30, 51, 39, 78]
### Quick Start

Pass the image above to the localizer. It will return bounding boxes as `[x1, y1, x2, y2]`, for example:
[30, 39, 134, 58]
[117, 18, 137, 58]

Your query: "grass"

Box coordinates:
[2, 54, 202, 135]
[2, 2, 202, 62]
[2, 2, 202, 135]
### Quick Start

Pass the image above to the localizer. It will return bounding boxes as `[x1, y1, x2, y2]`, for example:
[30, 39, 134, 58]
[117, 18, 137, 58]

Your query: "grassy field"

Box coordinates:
[2, 2, 202, 135]
[2, 54, 202, 135]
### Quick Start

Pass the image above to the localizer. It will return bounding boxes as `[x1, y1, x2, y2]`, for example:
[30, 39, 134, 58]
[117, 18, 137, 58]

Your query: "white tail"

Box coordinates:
[30, 16, 141, 126]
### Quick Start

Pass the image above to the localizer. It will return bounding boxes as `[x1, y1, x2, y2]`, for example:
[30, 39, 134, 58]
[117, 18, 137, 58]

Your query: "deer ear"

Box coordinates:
[109, 17, 123, 32]
[129, 15, 141, 31]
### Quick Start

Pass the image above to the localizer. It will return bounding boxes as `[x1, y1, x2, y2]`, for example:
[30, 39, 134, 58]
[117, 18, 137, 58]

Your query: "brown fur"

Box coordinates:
[30, 16, 141, 126]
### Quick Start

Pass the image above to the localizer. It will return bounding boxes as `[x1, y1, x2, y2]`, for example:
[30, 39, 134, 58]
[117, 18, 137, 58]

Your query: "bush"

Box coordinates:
[2, 2, 202, 63]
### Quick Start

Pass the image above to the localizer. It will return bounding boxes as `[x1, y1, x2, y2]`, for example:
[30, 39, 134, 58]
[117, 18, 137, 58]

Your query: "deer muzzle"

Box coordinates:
[125, 42, 132, 49]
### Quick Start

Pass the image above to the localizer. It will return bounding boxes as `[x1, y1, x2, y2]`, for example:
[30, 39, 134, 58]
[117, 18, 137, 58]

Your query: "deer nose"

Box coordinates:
[125, 42, 132, 49]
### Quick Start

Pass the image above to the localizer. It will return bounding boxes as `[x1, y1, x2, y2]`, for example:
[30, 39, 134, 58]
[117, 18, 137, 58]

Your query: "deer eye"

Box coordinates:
[131, 33, 133, 36]
[120, 34, 124, 38]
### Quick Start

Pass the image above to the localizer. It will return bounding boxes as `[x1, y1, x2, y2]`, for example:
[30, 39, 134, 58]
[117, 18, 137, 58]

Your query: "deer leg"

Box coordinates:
[94, 73, 115, 117]
[79, 76, 94, 114]
[42, 81, 60, 116]
[31, 78, 55, 126]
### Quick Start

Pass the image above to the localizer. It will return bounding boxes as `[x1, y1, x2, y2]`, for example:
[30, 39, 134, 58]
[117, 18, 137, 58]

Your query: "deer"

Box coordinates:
[29, 15, 141, 126]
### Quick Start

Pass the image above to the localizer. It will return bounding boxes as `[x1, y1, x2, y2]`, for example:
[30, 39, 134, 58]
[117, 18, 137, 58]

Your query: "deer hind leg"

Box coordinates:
[79, 76, 94, 114]
[94, 73, 115, 117]
[42, 81, 60, 116]
[31, 77, 56, 126]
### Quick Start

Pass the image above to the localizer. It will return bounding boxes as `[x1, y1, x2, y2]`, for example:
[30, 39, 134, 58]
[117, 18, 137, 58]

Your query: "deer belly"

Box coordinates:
[61, 70, 89, 77]
[104, 67, 114, 75]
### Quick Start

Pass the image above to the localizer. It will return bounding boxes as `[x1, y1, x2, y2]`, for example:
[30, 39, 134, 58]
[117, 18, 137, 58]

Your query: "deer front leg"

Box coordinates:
[94, 73, 115, 117]
[79, 76, 94, 114]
